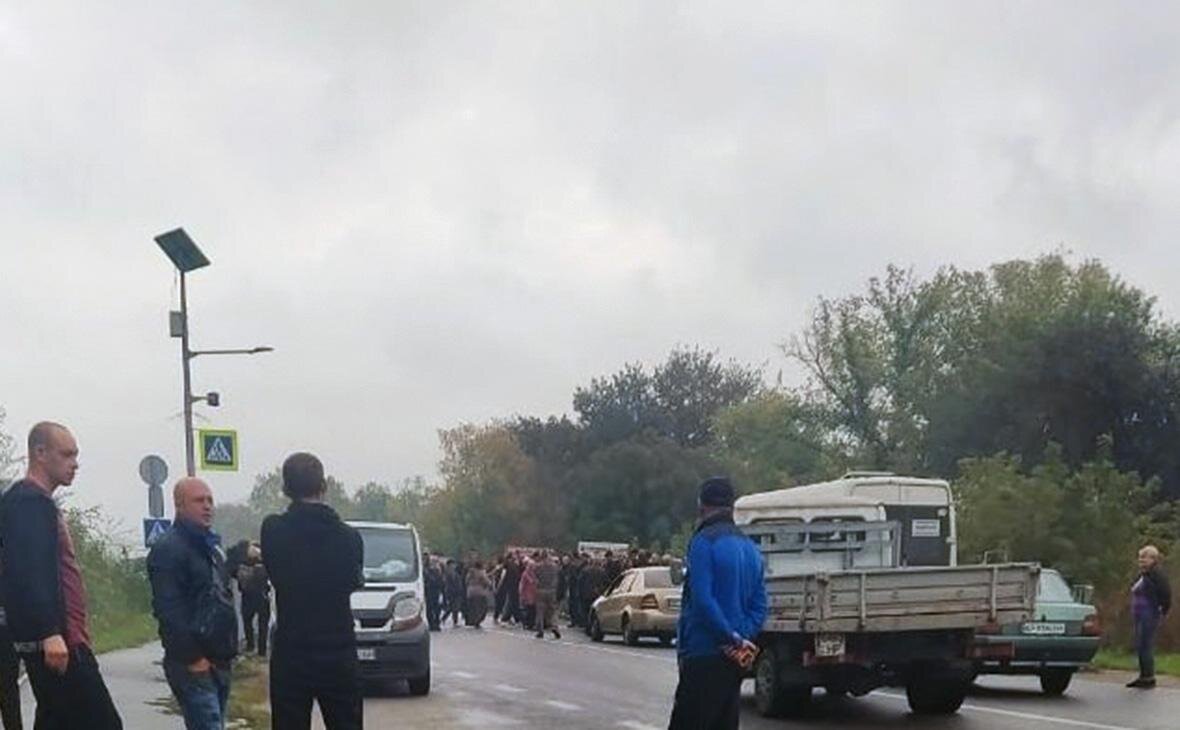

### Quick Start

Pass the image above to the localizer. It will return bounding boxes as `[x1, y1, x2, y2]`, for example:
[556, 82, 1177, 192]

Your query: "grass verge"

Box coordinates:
[228, 655, 271, 729]
[91, 611, 159, 655]
[1093, 649, 1180, 676]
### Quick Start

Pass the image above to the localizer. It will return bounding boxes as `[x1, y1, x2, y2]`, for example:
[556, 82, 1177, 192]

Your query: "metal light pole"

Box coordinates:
[156, 228, 273, 476]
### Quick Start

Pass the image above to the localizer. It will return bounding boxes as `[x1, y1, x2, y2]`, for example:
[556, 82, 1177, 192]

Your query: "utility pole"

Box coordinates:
[156, 228, 273, 476]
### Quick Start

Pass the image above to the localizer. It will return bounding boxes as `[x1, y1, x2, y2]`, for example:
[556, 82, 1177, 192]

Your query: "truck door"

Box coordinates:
[886, 506, 951, 566]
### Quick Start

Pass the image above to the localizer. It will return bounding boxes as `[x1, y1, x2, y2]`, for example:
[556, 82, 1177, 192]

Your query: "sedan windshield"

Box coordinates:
[1038, 571, 1074, 603]
[357, 527, 419, 583]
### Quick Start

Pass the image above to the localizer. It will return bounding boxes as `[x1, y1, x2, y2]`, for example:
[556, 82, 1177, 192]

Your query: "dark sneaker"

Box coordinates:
[552, 629, 562, 640]
[1127, 677, 1157, 689]
[535, 631, 544, 639]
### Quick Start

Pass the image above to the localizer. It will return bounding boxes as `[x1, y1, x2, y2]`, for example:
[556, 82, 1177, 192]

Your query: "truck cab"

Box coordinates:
[347, 521, 431, 696]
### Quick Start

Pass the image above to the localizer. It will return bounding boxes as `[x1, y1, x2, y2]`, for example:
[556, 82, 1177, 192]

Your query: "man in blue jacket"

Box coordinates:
[669, 477, 767, 730]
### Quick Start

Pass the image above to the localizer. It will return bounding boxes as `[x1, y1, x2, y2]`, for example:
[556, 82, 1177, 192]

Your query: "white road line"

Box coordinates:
[448, 670, 480, 679]
[875, 691, 1139, 730]
[617, 722, 661, 730]
[494, 683, 527, 694]
[543, 699, 584, 712]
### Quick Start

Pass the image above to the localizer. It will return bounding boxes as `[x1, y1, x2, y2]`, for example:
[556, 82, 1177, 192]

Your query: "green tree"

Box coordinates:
[574, 347, 762, 449]
[0, 407, 20, 489]
[712, 392, 841, 492]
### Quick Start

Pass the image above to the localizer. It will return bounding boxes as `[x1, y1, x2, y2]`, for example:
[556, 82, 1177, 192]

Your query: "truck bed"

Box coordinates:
[762, 563, 1039, 633]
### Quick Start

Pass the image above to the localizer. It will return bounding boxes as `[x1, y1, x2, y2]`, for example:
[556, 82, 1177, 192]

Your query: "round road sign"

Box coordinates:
[139, 455, 169, 486]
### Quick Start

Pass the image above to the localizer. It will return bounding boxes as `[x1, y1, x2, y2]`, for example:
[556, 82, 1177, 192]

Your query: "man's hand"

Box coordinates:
[722, 638, 759, 671]
[43, 634, 69, 674]
[188, 657, 212, 675]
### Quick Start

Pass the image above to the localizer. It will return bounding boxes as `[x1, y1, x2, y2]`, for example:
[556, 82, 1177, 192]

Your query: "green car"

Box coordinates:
[971, 568, 1101, 696]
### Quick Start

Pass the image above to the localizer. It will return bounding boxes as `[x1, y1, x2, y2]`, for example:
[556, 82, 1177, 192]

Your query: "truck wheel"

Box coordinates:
[1040, 669, 1074, 697]
[906, 678, 968, 715]
[622, 617, 640, 646]
[754, 647, 810, 718]
[408, 670, 431, 697]
[589, 613, 605, 643]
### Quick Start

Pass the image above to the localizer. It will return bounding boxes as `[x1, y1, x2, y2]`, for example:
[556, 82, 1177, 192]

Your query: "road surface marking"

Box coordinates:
[494, 683, 528, 693]
[617, 722, 662, 730]
[449, 670, 480, 679]
[544, 699, 584, 712]
[875, 691, 1138, 730]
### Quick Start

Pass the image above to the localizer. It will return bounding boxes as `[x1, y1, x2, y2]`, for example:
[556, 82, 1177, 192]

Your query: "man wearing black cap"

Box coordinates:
[669, 477, 767, 730]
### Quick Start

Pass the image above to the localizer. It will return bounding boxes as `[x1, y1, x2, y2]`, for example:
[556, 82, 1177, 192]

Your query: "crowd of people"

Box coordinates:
[421, 547, 679, 637]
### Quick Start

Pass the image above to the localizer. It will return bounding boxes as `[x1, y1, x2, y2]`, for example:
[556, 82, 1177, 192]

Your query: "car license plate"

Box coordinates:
[1021, 622, 1066, 636]
[815, 633, 845, 657]
[357, 648, 377, 661]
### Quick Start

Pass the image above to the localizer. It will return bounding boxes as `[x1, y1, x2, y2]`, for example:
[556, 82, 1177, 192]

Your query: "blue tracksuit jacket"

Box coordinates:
[677, 513, 768, 658]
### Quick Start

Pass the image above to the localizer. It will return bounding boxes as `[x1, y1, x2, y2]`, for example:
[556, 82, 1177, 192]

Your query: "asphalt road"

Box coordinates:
[344, 624, 1180, 730]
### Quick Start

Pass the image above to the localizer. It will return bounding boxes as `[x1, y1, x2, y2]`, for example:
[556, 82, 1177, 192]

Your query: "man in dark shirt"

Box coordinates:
[0, 422, 122, 730]
[147, 477, 237, 730]
[262, 452, 364, 730]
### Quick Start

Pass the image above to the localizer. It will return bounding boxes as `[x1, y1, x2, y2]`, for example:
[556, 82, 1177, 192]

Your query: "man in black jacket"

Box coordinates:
[0, 422, 121, 730]
[147, 477, 237, 729]
[262, 452, 364, 730]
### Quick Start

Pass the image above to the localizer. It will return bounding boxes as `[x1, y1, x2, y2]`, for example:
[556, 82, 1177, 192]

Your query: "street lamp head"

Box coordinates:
[252, 346, 275, 354]
[155, 228, 210, 273]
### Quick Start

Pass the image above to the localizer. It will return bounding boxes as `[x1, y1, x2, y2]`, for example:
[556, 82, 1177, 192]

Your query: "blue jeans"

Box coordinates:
[1134, 611, 1160, 679]
[163, 660, 231, 730]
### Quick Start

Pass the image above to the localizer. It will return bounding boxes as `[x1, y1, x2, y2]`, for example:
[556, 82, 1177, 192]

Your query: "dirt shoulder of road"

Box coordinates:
[1079, 666, 1180, 688]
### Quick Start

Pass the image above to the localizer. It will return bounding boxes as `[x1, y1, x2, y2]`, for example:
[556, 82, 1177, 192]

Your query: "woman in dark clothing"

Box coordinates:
[1128, 545, 1171, 689]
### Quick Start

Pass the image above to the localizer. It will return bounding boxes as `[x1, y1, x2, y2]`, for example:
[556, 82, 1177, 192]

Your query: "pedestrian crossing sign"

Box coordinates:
[143, 518, 172, 548]
[198, 429, 239, 472]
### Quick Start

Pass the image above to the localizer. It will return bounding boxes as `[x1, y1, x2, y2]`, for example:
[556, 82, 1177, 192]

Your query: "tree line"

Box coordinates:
[229, 256, 1180, 595]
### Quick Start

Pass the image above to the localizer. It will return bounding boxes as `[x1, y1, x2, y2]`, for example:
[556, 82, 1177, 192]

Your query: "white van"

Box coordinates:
[347, 521, 431, 695]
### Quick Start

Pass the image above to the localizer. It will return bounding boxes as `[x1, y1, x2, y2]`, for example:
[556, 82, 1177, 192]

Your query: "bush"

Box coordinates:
[64, 507, 158, 653]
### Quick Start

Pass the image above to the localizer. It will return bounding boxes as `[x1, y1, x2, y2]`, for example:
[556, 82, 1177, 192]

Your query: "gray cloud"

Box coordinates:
[3, 1, 1179, 537]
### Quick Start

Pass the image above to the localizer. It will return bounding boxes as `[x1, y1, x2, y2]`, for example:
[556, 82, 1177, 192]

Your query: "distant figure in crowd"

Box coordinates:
[519, 557, 538, 631]
[237, 543, 271, 658]
[1127, 545, 1171, 689]
[497, 554, 523, 626]
[423, 553, 444, 632]
[564, 554, 584, 628]
[0, 423, 122, 730]
[0, 486, 21, 730]
[669, 477, 767, 730]
[442, 560, 465, 627]
[579, 558, 606, 631]
[464, 562, 494, 629]
[262, 453, 364, 730]
[533, 552, 562, 640]
[147, 478, 238, 730]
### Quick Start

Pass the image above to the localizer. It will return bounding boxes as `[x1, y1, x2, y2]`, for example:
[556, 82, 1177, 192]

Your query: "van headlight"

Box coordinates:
[392, 596, 423, 630]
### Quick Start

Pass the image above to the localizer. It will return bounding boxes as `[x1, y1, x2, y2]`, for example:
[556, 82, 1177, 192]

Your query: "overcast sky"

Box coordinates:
[3, 1, 1180, 536]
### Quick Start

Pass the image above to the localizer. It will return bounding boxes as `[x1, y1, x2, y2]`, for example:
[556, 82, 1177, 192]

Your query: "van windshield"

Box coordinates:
[357, 527, 419, 583]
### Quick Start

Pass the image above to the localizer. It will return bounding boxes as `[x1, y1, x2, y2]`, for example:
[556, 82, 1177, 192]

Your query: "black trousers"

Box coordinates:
[0, 629, 21, 730]
[242, 595, 271, 657]
[270, 649, 362, 730]
[25, 645, 122, 730]
[668, 655, 742, 730]
[425, 588, 442, 630]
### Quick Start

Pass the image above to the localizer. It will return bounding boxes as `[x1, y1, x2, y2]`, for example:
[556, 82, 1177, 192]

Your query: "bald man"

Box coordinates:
[0, 422, 122, 730]
[147, 478, 238, 730]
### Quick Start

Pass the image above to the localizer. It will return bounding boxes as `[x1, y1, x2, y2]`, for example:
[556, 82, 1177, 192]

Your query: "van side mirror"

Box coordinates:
[670, 559, 684, 587]
[1072, 583, 1094, 605]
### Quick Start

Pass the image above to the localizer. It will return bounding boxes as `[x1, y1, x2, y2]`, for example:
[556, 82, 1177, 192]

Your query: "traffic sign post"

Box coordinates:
[198, 429, 239, 472]
[139, 454, 169, 519]
[143, 518, 172, 548]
